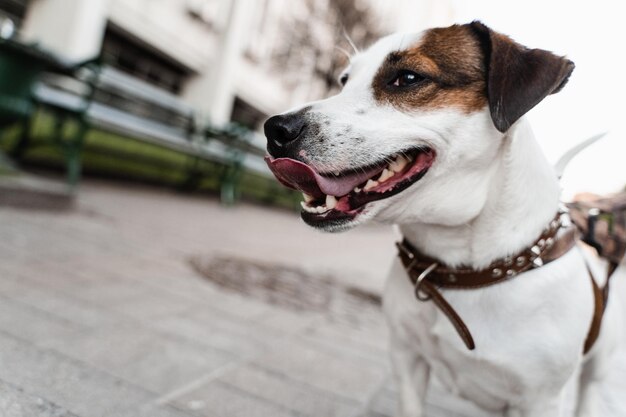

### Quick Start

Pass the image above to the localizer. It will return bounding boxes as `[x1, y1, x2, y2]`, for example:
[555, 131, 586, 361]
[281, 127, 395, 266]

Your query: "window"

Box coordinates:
[101, 25, 189, 94]
[230, 97, 267, 130]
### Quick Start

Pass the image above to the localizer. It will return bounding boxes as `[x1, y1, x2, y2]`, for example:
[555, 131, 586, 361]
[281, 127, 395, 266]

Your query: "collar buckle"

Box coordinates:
[414, 262, 439, 301]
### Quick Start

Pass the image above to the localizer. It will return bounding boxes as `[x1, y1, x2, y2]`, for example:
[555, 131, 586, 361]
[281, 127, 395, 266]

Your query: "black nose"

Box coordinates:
[264, 113, 306, 147]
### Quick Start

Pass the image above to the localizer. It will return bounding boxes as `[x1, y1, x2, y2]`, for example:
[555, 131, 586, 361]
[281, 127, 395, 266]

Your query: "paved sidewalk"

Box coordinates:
[0, 180, 402, 417]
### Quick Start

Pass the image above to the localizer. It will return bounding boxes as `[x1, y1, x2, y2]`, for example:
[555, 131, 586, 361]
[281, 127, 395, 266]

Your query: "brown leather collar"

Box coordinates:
[397, 212, 579, 350]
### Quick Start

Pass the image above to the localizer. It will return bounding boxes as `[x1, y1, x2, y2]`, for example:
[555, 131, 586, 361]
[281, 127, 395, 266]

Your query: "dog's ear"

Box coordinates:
[469, 21, 575, 132]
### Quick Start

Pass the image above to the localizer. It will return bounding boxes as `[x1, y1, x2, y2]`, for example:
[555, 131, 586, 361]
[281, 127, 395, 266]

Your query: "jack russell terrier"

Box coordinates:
[263, 21, 624, 417]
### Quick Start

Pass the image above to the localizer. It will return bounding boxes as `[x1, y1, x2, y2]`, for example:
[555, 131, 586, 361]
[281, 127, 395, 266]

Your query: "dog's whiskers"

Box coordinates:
[335, 46, 352, 61]
[343, 28, 359, 54]
[382, 156, 395, 165]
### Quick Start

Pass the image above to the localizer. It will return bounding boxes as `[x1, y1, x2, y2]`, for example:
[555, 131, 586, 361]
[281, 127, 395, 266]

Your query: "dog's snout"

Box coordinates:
[264, 113, 306, 149]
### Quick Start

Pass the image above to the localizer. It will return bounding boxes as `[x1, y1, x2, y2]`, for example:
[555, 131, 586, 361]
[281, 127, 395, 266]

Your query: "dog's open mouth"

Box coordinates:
[265, 147, 435, 226]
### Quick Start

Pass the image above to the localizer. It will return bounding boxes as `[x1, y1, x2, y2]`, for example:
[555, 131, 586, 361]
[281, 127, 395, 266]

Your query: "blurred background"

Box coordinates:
[0, 1, 624, 417]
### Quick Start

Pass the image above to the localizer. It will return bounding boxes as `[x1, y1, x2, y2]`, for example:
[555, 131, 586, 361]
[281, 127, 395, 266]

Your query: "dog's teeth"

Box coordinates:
[301, 199, 330, 214]
[325, 195, 337, 210]
[389, 155, 408, 173]
[301, 202, 316, 213]
[364, 179, 378, 191]
[378, 168, 393, 183]
[302, 193, 314, 203]
[334, 171, 341, 176]
[353, 187, 361, 193]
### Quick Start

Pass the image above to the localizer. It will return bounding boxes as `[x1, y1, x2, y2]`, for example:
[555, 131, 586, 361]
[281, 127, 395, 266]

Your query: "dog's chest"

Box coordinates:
[390, 294, 531, 408]
[384, 253, 594, 408]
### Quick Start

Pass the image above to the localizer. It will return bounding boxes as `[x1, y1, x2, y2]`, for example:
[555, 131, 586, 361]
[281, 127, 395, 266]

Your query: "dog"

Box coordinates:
[263, 21, 624, 417]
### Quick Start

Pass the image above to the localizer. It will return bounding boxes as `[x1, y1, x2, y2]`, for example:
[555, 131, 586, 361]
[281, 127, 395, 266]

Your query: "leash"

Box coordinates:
[567, 195, 626, 352]
[397, 211, 610, 353]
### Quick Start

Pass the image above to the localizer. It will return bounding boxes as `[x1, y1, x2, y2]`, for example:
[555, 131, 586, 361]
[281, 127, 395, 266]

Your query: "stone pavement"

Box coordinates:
[3, 179, 624, 417]
[0, 173, 74, 211]
[0, 179, 407, 417]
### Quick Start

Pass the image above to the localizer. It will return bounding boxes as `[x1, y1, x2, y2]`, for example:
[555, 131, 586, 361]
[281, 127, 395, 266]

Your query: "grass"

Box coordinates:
[0, 110, 302, 210]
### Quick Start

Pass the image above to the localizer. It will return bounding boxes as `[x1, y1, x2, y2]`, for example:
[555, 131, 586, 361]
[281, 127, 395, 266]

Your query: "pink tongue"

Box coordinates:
[264, 156, 382, 197]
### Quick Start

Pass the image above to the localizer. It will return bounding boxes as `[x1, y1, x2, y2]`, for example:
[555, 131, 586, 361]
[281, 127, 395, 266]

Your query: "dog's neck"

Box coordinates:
[399, 118, 561, 269]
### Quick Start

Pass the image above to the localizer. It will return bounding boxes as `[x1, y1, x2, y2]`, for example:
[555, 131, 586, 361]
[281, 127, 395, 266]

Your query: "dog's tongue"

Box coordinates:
[264, 156, 382, 197]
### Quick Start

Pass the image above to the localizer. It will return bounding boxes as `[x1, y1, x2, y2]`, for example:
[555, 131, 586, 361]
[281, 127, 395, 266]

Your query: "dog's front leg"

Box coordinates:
[390, 334, 430, 417]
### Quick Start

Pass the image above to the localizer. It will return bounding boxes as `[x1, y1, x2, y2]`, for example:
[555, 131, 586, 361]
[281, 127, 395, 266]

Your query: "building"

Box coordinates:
[0, 0, 454, 131]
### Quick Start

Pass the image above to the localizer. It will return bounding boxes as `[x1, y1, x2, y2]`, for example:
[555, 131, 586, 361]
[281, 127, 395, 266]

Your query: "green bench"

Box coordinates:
[0, 38, 279, 204]
[0, 37, 99, 186]
[204, 122, 275, 204]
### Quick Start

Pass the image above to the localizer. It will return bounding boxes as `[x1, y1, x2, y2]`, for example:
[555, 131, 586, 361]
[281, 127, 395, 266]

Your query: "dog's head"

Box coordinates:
[264, 21, 574, 232]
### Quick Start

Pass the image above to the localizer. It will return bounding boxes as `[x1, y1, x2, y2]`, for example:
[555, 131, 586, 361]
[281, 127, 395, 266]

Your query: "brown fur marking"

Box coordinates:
[372, 24, 487, 113]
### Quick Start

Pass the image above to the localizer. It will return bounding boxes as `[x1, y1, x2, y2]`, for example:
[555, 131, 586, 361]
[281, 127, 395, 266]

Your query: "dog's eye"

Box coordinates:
[389, 70, 424, 88]
[339, 73, 349, 86]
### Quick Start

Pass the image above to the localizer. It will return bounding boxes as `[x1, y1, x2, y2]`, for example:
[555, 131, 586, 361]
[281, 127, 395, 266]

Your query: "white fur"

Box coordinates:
[384, 119, 623, 416]
[283, 32, 625, 416]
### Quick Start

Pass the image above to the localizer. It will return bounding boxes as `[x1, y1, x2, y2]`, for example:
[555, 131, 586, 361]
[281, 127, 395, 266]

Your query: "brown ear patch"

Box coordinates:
[372, 22, 574, 130]
[469, 21, 574, 132]
[372, 24, 488, 113]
